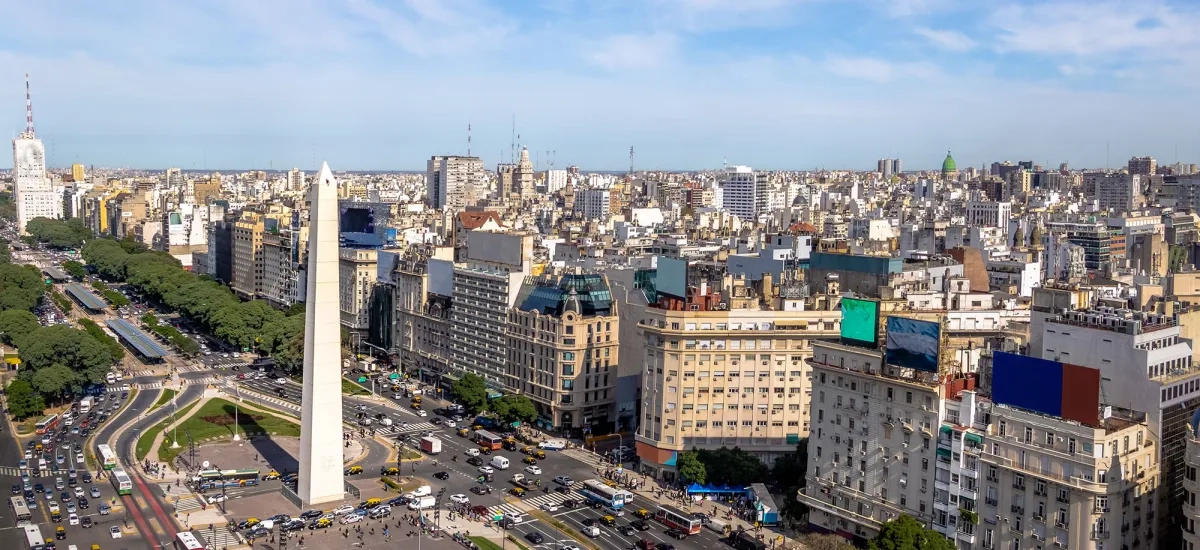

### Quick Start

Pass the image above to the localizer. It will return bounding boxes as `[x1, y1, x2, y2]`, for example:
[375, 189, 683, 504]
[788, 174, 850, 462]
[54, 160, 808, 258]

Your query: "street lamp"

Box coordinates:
[169, 394, 180, 449]
[232, 395, 240, 442]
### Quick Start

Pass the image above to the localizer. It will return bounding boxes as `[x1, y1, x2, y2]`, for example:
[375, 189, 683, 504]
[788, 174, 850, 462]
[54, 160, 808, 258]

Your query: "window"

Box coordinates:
[1045, 432, 1055, 446]
[1024, 427, 1033, 443]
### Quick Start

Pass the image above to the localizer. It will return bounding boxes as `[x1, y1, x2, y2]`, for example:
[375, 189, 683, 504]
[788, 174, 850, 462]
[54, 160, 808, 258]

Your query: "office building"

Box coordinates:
[288, 168, 305, 191]
[12, 75, 63, 234]
[720, 165, 769, 222]
[231, 211, 266, 299]
[449, 231, 534, 387]
[546, 169, 569, 194]
[1129, 156, 1157, 176]
[426, 155, 485, 211]
[965, 201, 1012, 229]
[1093, 174, 1142, 212]
[340, 248, 378, 334]
[576, 189, 612, 220]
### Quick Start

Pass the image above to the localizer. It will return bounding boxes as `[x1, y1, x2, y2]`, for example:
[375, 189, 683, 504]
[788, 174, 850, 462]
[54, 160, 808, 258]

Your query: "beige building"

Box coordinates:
[634, 297, 839, 481]
[231, 211, 265, 299]
[340, 248, 378, 332]
[260, 226, 308, 309]
[800, 341, 1161, 550]
[1184, 420, 1200, 550]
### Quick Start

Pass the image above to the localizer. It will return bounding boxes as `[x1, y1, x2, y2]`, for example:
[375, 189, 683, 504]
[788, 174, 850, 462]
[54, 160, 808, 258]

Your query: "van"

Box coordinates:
[404, 485, 432, 498]
[706, 518, 731, 536]
[490, 456, 510, 470]
[538, 439, 567, 451]
[407, 495, 436, 510]
[730, 531, 767, 550]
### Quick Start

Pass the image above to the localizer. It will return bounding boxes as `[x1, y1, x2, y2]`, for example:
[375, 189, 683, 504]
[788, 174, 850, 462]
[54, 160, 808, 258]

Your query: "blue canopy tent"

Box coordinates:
[686, 482, 708, 494]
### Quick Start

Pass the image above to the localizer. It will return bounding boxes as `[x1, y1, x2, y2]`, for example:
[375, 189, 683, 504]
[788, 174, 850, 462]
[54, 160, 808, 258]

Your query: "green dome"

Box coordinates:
[941, 150, 957, 175]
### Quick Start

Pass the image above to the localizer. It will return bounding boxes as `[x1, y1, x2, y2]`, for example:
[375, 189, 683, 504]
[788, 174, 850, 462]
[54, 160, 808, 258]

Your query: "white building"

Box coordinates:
[965, 201, 1012, 229]
[12, 76, 62, 234]
[449, 231, 533, 387]
[719, 165, 768, 222]
[545, 169, 568, 194]
[426, 155, 485, 211]
[288, 168, 305, 192]
[339, 248, 378, 332]
[576, 189, 611, 220]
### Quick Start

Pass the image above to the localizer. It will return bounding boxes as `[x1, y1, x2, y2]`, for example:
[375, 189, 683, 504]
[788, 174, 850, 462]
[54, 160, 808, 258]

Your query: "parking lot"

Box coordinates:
[0, 391, 149, 550]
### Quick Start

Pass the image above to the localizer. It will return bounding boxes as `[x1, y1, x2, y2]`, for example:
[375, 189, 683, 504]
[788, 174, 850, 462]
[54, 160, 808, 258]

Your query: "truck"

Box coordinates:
[408, 495, 436, 510]
[404, 485, 432, 499]
[420, 436, 442, 455]
[78, 397, 93, 415]
[538, 439, 566, 451]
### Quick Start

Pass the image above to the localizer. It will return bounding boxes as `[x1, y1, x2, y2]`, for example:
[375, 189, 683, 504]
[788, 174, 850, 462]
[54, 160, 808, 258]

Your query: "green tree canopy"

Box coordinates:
[0, 263, 46, 311]
[19, 324, 115, 382]
[25, 217, 91, 249]
[491, 395, 537, 425]
[868, 515, 954, 550]
[0, 192, 15, 224]
[696, 446, 769, 486]
[772, 440, 810, 521]
[5, 379, 45, 420]
[81, 239, 130, 280]
[0, 309, 40, 347]
[78, 318, 126, 363]
[451, 373, 489, 415]
[29, 363, 82, 402]
[62, 260, 87, 280]
[676, 450, 707, 484]
[0, 236, 11, 264]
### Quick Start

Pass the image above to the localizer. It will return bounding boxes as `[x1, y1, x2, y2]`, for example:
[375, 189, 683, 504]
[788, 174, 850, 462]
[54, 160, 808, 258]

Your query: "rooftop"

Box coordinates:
[64, 283, 106, 311]
[106, 318, 169, 359]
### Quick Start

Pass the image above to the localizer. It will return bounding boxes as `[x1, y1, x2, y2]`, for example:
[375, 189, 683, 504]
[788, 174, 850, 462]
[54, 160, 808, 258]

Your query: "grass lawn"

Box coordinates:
[473, 536, 531, 550]
[342, 378, 369, 395]
[135, 399, 199, 461]
[158, 398, 299, 463]
[149, 388, 177, 412]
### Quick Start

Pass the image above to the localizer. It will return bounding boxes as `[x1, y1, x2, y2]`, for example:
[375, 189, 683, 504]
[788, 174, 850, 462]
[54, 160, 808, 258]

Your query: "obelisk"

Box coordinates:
[298, 162, 345, 505]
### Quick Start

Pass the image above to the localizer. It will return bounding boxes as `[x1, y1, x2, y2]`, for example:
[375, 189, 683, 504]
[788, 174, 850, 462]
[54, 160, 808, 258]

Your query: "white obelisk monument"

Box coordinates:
[298, 162, 345, 505]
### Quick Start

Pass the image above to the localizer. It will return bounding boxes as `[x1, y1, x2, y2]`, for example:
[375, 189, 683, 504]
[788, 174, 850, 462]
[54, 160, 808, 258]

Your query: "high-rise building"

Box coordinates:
[12, 74, 62, 234]
[288, 168, 305, 192]
[339, 248, 378, 334]
[70, 163, 85, 183]
[965, 201, 1012, 229]
[545, 169, 568, 194]
[425, 155, 484, 211]
[1128, 156, 1157, 176]
[449, 231, 534, 386]
[513, 147, 535, 201]
[877, 158, 902, 179]
[231, 211, 266, 299]
[719, 165, 768, 222]
[576, 189, 612, 220]
[1093, 173, 1141, 212]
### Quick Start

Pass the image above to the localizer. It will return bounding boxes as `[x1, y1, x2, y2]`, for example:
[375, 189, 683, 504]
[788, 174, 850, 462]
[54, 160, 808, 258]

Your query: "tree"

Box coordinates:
[0, 309, 40, 347]
[24, 217, 91, 249]
[868, 515, 955, 550]
[491, 395, 538, 425]
[78, 318, 126, 363]
[19, 325, 115, 383]
[0, 236, 11, 264]
[29, 363, 82, 403]
[101, 290, 130, 308]
[451, 373, 489, 414]
[676, 450, 707, 484]
[5, 379, 44, 420]
[772, 440, 809, 522]
[62, 260, 86, 280]
[0, 192, 16, 224]
[0, 263, 46, 311]
[696, 446, 769, 486]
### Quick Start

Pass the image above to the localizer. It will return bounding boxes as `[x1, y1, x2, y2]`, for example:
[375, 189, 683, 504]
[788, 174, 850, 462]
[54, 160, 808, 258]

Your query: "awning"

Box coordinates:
[940, 426, 952, 434]
[936, 448, 952, 458]
[687, 482, 706, 494]
[965, 433, 984, 445]
[786, 433, 801, 444]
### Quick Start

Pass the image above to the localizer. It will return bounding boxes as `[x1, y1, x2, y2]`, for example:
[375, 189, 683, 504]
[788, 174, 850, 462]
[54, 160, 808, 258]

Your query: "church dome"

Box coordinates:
[941, 150, 957, 175]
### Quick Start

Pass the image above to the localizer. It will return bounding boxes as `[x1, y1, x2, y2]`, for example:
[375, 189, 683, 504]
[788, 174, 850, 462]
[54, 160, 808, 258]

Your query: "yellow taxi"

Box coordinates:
[344, 465, 363, 475]
[457, 428, 470, 437]
[312, 517, 333, 529]
[51, 511, 61, 523]
[600, 516, 617, 527]
[521, 446, 535, 455]
[511, 487, 526, 497]
[633, 509, 652, 520]
[365, 498, 383, 508]
[382, 467, 400, 476]
[533, 450, 546, 460]
[522, 457, 537, 465]
[262, 471, 281, 480]
[55, 526, 66, 540]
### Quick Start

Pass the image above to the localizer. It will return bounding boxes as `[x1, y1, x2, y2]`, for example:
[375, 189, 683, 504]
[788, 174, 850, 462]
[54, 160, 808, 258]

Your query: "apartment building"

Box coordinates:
[634, 287, 839, 481]
[260, 225, 307, 309]
[508, 272, 620, 433]
[340, 248, 378, 333]
[231, 211, 265, 299]
[393, 255, 453, 383]
[1184, 419, 1200, 550]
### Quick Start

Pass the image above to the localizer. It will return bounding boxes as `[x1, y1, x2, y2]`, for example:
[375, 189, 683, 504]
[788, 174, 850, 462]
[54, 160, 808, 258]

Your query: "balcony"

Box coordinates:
[985, 498, 998, 507]
[1011, 506, 1024, 515]
[956, 529, 976, 544]
[1092, 530, 1110, 540]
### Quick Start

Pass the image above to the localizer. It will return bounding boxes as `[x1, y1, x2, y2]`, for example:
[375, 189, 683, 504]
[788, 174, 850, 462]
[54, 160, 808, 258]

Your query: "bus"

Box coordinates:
[655, 505, 702, 535]
[22, 524, 45, 550]
[474, 430, 503, 451]
[173, 531, 206, 550]
[96, 443, 117, 470]
[111, 466, 133, 495]
[581, 479, 635, 509]
[10, 496, 32, 526]
[196, 469, 259, 489]
[35, 414, 59, 435]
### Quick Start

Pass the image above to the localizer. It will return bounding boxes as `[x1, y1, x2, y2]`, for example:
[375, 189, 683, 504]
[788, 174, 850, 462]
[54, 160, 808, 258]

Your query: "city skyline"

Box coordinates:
[1, 0, 1198, 171]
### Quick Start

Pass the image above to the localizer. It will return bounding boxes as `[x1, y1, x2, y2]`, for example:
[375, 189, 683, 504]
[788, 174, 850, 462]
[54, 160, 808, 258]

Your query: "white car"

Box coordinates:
[445, 420, 457, 428]
[417, 410, 427, 417]
[75, 453, 85, 463]
[207, 494, 227, 504]
[340, 514, 363, 525]
[465, 448, 480, 457]
[540, 503, 559, 512]
[73, 487, 84, 497]
[110, 526, 123, 539]
[478, 466, 495, 474]
[505, 512, 525, 524]
[332, 504, 355, 515]
[525, 465, 542, 475]
[69, 513, 80, 525]
[48, 501, 60, 514]
[274, 378, 287, 384]
[449, 494, 470, 505]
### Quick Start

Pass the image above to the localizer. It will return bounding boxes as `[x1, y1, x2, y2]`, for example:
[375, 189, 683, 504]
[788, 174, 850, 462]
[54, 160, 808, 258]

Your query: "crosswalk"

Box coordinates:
[200, 525, 243, 548]
[174, 496, 203, 513]
[242, 392, 301, 412]
[0, 466, 23, 476]
[486, 483, 587, 517]
[176, 364, 211, 373]
[377, 421, 439, 437]
[106, 384, 132, 393]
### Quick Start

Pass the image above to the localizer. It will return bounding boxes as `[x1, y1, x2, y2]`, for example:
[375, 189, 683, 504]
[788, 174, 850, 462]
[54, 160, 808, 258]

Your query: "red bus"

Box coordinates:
[656, 505, 701, 535]
[35, 414, 59, 435]
[474, 430, 503, 451]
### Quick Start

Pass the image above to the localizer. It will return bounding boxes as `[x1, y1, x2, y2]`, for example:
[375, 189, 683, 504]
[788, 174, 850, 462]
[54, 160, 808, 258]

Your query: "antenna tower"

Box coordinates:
[629, 146, 635, 175]
[510, 115, 516, 164]
[23, 73, 34, 137]
[467, 121, 472, 157]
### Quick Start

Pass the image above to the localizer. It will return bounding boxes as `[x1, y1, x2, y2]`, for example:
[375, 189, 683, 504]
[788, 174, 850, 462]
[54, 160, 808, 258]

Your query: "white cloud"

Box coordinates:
[589, 33, 680, 71]
[1057, 64, 1095, 77]
[989, 1, 1200, 57]
[913, 27, 976, 51]
[345, 0, 514, 57]
[823, 56, 938, 82]
[883, 0, 955, 18]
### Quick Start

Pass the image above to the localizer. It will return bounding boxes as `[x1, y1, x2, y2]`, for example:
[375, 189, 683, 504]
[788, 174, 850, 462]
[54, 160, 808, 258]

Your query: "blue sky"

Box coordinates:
[1, 0, 1198, 172]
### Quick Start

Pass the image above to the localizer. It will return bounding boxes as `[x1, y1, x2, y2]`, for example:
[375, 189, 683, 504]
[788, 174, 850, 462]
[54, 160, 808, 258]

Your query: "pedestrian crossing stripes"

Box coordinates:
[177, 364, 210, 372]
[0, 466, 23, 476]
[486, 483, 589, 516]
[174, 496, 203, 513]
[129, 369, 156, 377]
[378, 421, 438, 436]
[200, 525, 243, 548]
[244, 393, 301, 412]
[107, 384, 133, 393]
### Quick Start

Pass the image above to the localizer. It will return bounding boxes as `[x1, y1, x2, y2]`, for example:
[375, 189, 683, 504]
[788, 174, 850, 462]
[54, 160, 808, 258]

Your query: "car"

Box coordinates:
[636, 539, 657, 550]
[81, 516, 92, 529]
[68, 513, 80, 526]
[666, 528, 688, 540]
[299, 509, 323, 520]
[66, 502, 77, 514]
[90, 487, 101, 498]
[449, 494, 470, 504]
[10, 484, 18, 495]
[283, 519, 305, 532]
[562, 499, 578, 509]
[208, 494, 227, 504]
[34, 483, 44, 493]
[478, 466, 494, 474]
[60, 492, 70, 502]
[246, 527, 271, 539]
[690, 512, 710, 524]
[78, 498, 88, 509]
[23, 450, 31, 459]
[525, 532, 545, 544]
[340, 514, 363, 525]
[505, 512, 525, 524]
[434, 471, 450, 480]
[82, 473, 92, 484]
[48, 501, 60, 514]
[657, 544, 676, 550]
[582, 518, 597, 527]
[70, 427, 79, 435]
[73, 487, 84, 497]
[98, 503, 110, 515]
[619, 526, 637, 536]
[540, 503, 560, 512]
[238, 519, 261, 530]
[554, 475, 573, 486]
[309, 517, 333, 530]
[522, 456, 538, 465]
[525, 465, 542, 475]
[110, 526, 123, 539]
[275, 377, 287, 385]
[631, 520, 650, 531]
[445, 420, 457, 428]
[387, 496, 410, 507]
[268, 514, 292, 523]
[465, 448, 480, 457]
[466, 456, 484, 466]
[332, 504, 355, 515]
[55, 478, 64, 490]
[470, 485, 492, 495]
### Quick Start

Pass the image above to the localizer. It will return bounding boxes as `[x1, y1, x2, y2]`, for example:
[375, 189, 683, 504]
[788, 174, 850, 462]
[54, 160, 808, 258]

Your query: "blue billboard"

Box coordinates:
[884, 317, 940, 372]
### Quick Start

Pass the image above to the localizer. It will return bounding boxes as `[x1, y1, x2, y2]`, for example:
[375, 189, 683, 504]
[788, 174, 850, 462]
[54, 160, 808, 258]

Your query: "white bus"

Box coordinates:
[10, 496, 32, 526]
[22, 524, 45, 550]
[173, 531, 206, 550]
[580, 479, 635, 509]
[96, 443, 117, 470]
[111, 466, 133, 495]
